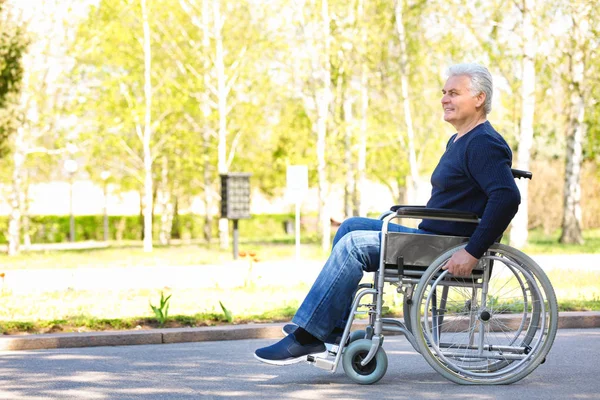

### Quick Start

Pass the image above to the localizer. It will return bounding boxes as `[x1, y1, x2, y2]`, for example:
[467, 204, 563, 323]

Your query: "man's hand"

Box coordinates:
[442, 249, 479, 277]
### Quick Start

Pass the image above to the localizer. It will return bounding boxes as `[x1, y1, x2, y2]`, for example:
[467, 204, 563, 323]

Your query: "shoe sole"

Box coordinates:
[254, 351, 329, 366]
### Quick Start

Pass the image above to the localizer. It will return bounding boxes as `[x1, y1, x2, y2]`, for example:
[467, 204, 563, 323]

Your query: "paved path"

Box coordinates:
[0, 328, 598, 400]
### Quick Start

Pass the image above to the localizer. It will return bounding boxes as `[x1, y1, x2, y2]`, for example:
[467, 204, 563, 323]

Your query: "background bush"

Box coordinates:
[0, 213, 308, 244]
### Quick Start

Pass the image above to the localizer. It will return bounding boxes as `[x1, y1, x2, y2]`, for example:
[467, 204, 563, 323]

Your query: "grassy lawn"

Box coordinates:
[0, 239, 329, 271]
[521, 228, 600, 254]
[1, 267, 598, 335]
[0, 230, 598, 335]
[1, 228, 597, 271]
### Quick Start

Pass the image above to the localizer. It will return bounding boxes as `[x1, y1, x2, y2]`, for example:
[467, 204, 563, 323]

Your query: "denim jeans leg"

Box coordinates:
[332, 216, 432, 248]
[292, 231, 382, 341]
[295, 217, 435, 339]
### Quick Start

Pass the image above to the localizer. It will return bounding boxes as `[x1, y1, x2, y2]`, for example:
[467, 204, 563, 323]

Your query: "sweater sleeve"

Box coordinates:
[463, 134, 521, 258]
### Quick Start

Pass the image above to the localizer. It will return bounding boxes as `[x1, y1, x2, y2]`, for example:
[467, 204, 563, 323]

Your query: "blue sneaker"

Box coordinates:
[254, 334, 327, 365]
[282, 324, 342, 347]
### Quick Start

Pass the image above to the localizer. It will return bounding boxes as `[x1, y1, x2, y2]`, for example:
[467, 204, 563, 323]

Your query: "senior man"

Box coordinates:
[255, 63, 521, 365]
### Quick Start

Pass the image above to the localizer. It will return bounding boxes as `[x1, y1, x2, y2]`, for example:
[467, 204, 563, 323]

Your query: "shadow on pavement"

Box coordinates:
[0, 330, 598, 399]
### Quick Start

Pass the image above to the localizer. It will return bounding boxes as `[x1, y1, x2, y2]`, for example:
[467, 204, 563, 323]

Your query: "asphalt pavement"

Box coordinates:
[1, 328, 598, 400]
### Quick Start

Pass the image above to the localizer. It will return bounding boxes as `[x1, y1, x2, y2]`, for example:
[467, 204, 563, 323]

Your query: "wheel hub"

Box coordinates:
[480, 310, 491, 321]
[352, 351, 377, 375]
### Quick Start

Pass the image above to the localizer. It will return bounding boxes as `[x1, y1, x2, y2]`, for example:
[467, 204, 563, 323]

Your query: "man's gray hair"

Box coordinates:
[447, 63, 493, 115]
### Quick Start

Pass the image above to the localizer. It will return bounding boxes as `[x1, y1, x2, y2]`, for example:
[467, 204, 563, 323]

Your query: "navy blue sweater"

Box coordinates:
[419, 121, 521, 258]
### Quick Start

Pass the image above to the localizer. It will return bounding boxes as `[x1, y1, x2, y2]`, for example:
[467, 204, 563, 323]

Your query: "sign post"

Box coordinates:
[286, 165, 308, 262]
[220, 173, 252, 260]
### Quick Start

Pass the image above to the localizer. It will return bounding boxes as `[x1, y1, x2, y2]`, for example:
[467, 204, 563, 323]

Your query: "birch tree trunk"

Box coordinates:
[7, 22, 29, 255]
[348, 0, 368, 217]
[7, 126, 25, 256]
[202, 0, 213, 244]
[22, 171, 31, 249]
[510, 0, 536, 248]
[560, 71, 585, 244]
[141, 0, 153, 252]
[316, 0, 332, 252]
[213, 0, 229, 250]
[293, 0, 332, 251]
[559, 2, 590, 245]
[560, 92, 584, 244]
[159, 155, 172, 245]
[394, 0, 421, 204]
[343, 93, 355, 218]
[356, 61, 368, 217]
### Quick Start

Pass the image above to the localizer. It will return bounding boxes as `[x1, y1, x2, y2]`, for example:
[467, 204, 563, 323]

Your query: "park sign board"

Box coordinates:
[220, 173, 251, 220]
[286, 165, 308, 202]
[286, 165, 308, 262]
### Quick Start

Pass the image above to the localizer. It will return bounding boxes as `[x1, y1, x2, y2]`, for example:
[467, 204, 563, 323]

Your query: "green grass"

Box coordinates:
[522, 228, 600, 254]
[0, 228, 597, 271]
[0, 269, 598, 335]
[0, 310, 301, 335]
[0, 230, 598, 334]
[0, 240, 328, 271]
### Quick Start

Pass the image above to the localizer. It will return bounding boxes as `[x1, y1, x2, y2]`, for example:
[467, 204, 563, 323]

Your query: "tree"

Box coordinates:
[173, 0, 276, 248]
[71, 0, 178, 252]
[0, 0, 28, 255]
[292, 0, 333, 251]
[510, 0, 538, 248]
[0, 2, 26, 156]
[367, 0, 451, 206]
[140, 0, 153, 252]
[394, 0, 422, 204]
[557, 0, 597, 244]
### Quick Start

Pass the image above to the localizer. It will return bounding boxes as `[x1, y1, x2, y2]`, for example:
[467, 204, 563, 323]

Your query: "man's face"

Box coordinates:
[441, 75, 483, 127]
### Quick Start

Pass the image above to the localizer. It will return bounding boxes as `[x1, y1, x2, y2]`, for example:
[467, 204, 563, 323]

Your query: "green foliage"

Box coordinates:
[0, 320, 35, 334]
[0, 213, 211, 244]
[0, 0, 597, 253]
[586, 83, 600, 163]
[218, 301, 233, 323]
[0, 212, 302, 244]
[149, 291, 171, 327]
[0, 2, 28, 158]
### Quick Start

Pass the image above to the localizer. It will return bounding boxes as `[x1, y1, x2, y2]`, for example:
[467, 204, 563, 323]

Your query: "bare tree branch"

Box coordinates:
[119, 82, 145, 143]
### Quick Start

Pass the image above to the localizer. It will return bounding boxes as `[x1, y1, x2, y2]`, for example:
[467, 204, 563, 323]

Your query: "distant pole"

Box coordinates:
[103, 183, 109, 241]
[232, 219, 239, 260]
[295, 201, 301, 262]
[64, 159, 78, 243]
[101, 171, 111, 242]
[69, 175, 75, 242]
[286, 165, 308, 264]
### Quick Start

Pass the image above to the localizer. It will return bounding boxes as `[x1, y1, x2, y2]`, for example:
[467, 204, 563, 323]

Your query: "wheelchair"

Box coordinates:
[304, 169, 558, 385]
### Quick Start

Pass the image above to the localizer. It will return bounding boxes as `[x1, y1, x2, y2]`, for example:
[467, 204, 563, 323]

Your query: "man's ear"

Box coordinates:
[476, 92, 486, 108]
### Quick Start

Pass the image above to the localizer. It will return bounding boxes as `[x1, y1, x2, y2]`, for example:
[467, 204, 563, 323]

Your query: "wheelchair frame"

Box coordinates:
[303, 170, 558, 385]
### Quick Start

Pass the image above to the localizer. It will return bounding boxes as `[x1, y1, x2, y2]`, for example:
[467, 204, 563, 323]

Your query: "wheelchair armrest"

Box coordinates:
[511, 168, 532, 180]
[390, 204, 425, 212]
[392, 206, 480, 224]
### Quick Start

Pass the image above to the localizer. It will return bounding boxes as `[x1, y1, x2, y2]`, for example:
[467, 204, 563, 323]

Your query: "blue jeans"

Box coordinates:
[292, 217, 433, 341]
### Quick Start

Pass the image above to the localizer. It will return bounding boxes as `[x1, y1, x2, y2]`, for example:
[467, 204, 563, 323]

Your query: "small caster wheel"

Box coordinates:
[342, 339, 388, 384]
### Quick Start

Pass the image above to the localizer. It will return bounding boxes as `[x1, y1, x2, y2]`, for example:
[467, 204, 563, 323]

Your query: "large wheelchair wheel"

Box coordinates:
[411, 244, 558, 385]
[342, 339, 388, 384]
